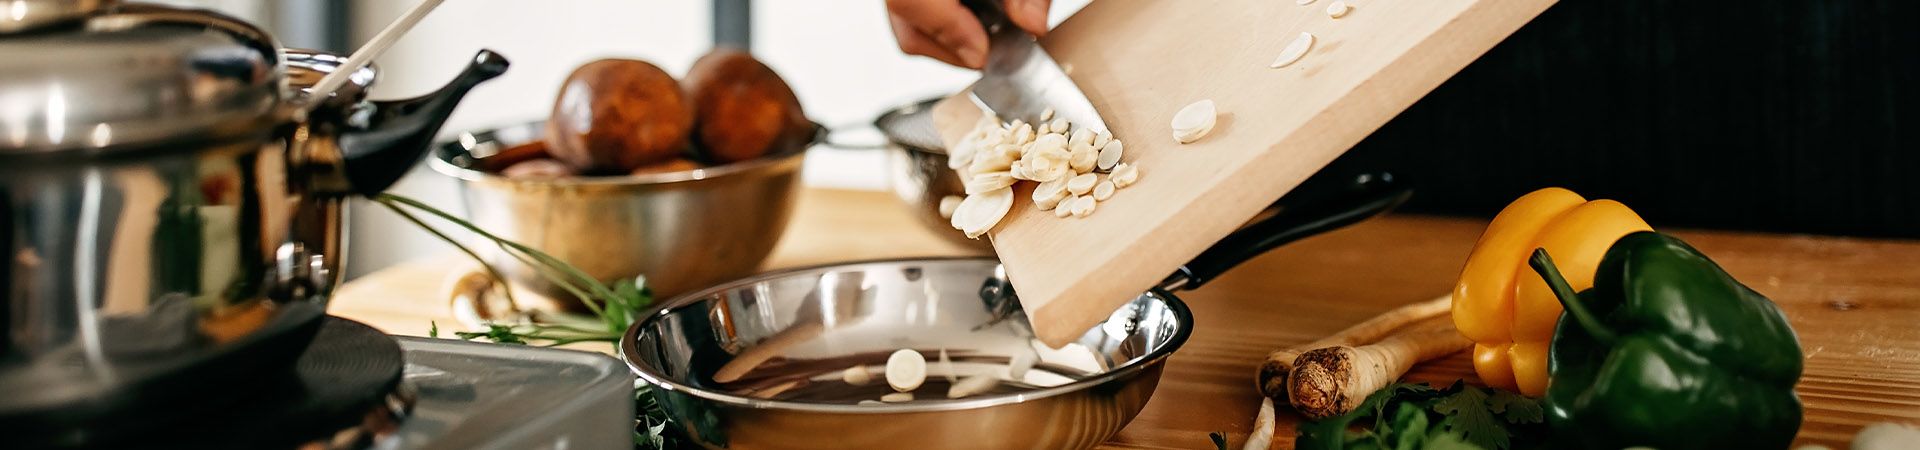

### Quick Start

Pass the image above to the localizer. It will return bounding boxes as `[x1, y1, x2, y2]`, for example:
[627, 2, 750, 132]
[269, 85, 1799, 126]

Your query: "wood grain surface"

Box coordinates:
[929, 0, 1559, 348]
[332, 188, 1920, 448]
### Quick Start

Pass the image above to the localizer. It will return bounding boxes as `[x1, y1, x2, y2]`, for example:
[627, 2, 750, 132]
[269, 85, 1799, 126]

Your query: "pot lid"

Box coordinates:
[0, 3, 285, 156]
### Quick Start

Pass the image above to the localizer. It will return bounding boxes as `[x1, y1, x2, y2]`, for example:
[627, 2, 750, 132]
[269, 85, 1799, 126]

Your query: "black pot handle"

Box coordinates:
[342, 50, 510, 196]
[1161, 171, 1411, 291]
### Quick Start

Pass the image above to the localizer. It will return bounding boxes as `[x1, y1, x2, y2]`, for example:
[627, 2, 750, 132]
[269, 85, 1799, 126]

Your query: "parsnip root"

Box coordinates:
[1256, 295, 1452, 399]
[1286, 328, 1471, 420]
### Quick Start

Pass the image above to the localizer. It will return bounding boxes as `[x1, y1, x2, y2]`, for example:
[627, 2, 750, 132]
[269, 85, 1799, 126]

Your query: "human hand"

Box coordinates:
[885, 0, 1052, 69]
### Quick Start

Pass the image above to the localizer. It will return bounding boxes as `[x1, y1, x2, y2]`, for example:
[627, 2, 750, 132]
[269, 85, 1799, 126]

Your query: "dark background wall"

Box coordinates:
[1329, 0, 1917, 238]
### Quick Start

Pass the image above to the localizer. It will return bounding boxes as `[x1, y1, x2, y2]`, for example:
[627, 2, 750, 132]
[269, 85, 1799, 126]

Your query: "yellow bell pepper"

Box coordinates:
[1451, 187, 1651, 396]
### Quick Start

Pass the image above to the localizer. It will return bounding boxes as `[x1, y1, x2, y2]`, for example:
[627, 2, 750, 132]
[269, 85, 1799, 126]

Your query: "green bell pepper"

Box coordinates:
[1528, 231, 1803, 450]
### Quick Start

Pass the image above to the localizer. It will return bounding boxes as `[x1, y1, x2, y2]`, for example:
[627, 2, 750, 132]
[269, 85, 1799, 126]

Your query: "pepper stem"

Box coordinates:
[1528, 248, 1619, 344]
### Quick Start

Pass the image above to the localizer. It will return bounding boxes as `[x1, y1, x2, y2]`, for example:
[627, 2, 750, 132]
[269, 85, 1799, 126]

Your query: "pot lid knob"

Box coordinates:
[0, 0, 119, 33]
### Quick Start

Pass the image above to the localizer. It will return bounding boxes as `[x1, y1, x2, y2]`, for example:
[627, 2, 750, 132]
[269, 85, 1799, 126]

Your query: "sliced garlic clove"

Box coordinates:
[947, 374, 1002, 399]
[938, 195, 964, 219]
[880, 392, 915, 403]
[886, 349, 927, 392]
[858, 400, 885, 406]
[1093, 180, 1116, 201]
[1066, 173, 1099, 196]
[1069, 128, 1095, 150]
[843, 366, 873, 386]
[1048, 118, 1069, 135]
[1172, 99, 1218, 144]
[955, 187, 1015, 239]
[939, 349, 957, 383]
[1327, 1, 1351, 18]
[1069, 144, 1098, 173]
[1071, 195, 1098, 218]
[970, 152, 1015, 173]
[1096, 140, 1124, 171]
[1270, 32, 1315, 69]
[1295, 0, 1315, 5]
[1008, 350, 1037, 381]
[1033, 177, 1069, 205]
[1110, 163, 1140, 188]
[1055, 195, 1078, 218]
[1013, 123, 1034, 146]
[1092, 132, 1112, 152]
[1030, 133, 1068, 155]
[1040, 107, 1055, 122]
[965, 172, 1015, 195]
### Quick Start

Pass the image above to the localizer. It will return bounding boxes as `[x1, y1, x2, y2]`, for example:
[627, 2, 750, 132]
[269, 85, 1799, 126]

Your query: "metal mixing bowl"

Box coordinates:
[430, 121, 807, 302]
[621, 258, 1189, 450]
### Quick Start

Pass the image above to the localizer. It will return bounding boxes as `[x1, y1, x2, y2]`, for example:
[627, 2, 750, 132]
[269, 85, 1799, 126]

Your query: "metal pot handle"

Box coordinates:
[1159, 171, 1412, 291]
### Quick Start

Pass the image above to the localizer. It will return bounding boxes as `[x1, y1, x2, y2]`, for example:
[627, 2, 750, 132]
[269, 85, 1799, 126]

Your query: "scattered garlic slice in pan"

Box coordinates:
[886, 349, 927, 392]
[1008, 350, 1037, 381]
[842, 366, 873, 385]
[947, 374, 1002, 399]
[880, 392, 915, 403]
[1093, 180, 1116, 201]
[939, 349, 958, 383]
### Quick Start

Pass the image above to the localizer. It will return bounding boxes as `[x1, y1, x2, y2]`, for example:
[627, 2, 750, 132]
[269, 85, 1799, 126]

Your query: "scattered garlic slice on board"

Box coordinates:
[1326, 1, 1351, 18]
[1055, 195, 1079, 218]
[1093, 180, 1116, 201]
[1270, 32, 1315, 69]
[1069, 144, 1098, 172]
[1033, 178, 1069, 207]
[965, 172, 1015, 194]
[947, 375, 1002, 399]
[1172, 99, 1218, 144]
[951, 187, 1014, 239]
[939, 348, 958, 383]
[1067, 173, 1098, 196]
[1110, 163, 1140, 188]
[886, 349, 927, 392]
[1070, 195, 1098, 218]
[1096, 140, 1124, 170]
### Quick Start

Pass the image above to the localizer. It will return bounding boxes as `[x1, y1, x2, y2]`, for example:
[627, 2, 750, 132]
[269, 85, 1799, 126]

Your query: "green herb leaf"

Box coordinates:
[1210, 431, 1229, 450]
[1431, 386, 1505, 450]
[1422, 431, 1485, 450]
[428, 321, 439, 338]
[1486, 390, 1543, 425]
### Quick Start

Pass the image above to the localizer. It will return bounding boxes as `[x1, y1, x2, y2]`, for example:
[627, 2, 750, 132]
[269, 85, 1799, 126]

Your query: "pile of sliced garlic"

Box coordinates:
[946, 109, 1141, 238]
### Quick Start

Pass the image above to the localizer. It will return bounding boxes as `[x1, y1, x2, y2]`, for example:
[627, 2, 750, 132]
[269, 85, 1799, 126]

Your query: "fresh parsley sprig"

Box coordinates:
[378, 194, 680, 449]
[1295, 381, 1546, 450]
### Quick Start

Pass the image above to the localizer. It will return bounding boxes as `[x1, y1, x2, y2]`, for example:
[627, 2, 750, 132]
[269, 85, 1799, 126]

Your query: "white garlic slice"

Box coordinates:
[1326, 1, 1351, 18]
[947, 374, 1002, 399]
[1069, 144, 1098, 173]
[1040, 107, 1055, 122]
[1066, 173, 1098, 196]
[843, 366, 873, 385]
[1048, 118, 1069, 134]
[1069, 128, 1095, 150]
[1092, 132, 1112, 151]
[1008, 351, 1037, 381]
[858, 400, 885, 406]
[1110, 163, 1140, 188]
[1070, 195, 1097, 218]
[970, 152, 1015, 173]
[1033, 178, 1069, 207]
[880, 392, 915, 403]
[1093, 180, 1116, 201]
[1030, 133, 1068, 155]
[1270, 32, 1315, 69]
[965, 172, 1015, 195]
[1055, 195, 1078, 218]
[885, 349, 927, 392]
[1096, 140, 1124, 171]
[939, 348, 957, 383]
[938, 195, 963, 219]
[951, 187, 1014, 239]
[1172, 99, 1218, 144]
[1295, 0, 1315, 5]
[1012, 123, 1034, 146]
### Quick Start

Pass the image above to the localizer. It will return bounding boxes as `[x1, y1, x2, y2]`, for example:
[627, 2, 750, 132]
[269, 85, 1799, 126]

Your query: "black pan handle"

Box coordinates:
[1161, 171, 1411, 291]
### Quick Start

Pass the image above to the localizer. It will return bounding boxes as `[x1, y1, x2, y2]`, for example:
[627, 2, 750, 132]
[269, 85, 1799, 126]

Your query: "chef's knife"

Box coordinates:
[963, 0, 1108, 134]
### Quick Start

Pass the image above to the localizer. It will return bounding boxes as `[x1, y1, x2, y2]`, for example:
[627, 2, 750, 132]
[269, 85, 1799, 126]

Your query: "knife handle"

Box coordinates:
[960, 0, 1013, 32]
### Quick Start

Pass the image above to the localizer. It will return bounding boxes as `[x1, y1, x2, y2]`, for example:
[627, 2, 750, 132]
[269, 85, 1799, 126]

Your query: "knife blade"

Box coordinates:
[963, 0, 1108, 134]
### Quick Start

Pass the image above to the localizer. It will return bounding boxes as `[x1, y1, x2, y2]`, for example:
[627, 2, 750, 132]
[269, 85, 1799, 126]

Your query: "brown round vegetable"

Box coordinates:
[545, 59, 694, 173]
[683, 49, 810, 164]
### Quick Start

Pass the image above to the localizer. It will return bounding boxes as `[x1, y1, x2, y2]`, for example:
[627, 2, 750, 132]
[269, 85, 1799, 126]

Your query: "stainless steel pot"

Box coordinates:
[621, 171, 1411, 450]
[859, 97, 989, 250]
[0, 4, 506, 444]
[430, 122, 811, 306]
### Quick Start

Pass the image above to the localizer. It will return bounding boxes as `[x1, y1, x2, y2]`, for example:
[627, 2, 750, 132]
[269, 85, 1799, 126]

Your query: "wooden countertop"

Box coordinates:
[332, 188, 1920, 448]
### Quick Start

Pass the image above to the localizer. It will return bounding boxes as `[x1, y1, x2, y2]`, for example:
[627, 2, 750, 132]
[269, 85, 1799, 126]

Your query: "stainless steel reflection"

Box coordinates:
[430, 122, 807, 304]
[870, 98, 992, 251]
[621, 258, 1190, 450]
[0, 0, 115, 33]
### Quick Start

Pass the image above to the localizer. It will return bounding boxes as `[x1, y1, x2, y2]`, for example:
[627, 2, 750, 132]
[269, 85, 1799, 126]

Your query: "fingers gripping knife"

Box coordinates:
[962, 0, 1109, 135]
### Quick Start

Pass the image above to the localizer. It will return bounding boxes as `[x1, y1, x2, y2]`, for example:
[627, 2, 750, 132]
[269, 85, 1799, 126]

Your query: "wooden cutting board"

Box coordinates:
[933, 0, 1559, 347]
